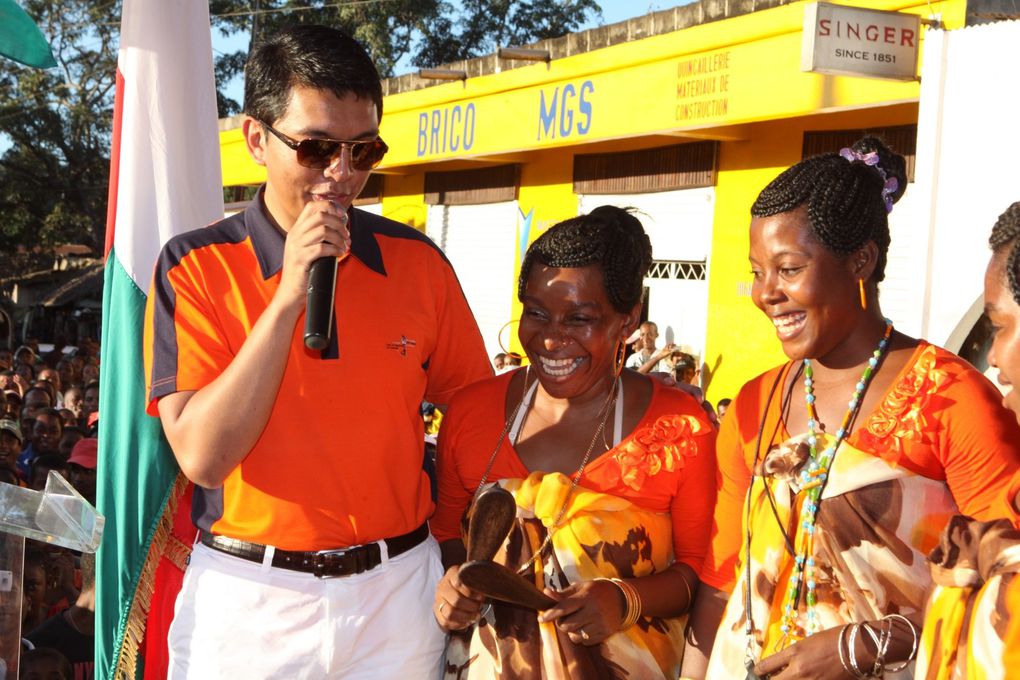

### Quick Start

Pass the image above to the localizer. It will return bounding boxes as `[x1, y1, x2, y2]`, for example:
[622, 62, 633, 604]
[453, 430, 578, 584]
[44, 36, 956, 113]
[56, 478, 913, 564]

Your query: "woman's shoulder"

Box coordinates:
[902, 339, 998, 394]
[447, 368, 517, 410]
[727, 363, 790, 416]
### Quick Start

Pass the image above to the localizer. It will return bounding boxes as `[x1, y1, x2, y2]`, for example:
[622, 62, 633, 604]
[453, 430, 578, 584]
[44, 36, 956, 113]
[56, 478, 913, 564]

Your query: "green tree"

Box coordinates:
[210, 0, 601, 116]
[0, 0, 119, 275]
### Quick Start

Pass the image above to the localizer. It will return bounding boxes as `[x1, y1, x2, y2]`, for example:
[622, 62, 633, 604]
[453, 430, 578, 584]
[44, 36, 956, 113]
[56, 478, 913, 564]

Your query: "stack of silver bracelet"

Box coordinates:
[836, 614, 919, 678]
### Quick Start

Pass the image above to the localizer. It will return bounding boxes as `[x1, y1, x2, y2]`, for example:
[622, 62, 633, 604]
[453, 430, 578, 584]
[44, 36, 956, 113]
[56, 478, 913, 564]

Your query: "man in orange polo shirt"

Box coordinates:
[143, 25, 490, 678]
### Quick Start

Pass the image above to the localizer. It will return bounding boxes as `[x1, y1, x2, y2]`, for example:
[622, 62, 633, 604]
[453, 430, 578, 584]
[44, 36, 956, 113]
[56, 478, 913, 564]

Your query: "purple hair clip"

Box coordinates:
[839, 147, 897, 214]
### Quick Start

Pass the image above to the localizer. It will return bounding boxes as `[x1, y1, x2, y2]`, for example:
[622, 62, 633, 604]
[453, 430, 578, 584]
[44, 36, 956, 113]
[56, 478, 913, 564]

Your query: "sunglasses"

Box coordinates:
[261, 121, 388, 171]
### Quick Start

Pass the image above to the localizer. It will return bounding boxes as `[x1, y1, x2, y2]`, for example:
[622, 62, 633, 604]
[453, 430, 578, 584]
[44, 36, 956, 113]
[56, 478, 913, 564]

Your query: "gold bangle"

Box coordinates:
[608, 577, 642, 629]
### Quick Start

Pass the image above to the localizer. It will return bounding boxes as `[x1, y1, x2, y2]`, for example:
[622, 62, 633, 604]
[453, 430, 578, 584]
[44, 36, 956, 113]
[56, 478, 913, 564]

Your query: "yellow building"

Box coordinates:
[219, 0, 968, 403]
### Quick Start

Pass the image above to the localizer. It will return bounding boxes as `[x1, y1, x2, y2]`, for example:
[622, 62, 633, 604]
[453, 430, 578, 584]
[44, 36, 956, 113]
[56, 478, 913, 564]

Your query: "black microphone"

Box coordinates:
[303, 209, 347, 351]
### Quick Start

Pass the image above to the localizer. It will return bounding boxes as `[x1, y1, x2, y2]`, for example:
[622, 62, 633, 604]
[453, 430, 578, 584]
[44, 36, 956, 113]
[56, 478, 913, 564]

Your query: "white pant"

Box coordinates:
[167, 536, 446, 679]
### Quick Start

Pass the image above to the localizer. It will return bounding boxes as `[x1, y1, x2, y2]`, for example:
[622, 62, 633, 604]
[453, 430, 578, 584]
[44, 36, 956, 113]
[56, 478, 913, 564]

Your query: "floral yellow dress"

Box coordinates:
[699, 343, 1020, 678]
[432, 372, 717, 679]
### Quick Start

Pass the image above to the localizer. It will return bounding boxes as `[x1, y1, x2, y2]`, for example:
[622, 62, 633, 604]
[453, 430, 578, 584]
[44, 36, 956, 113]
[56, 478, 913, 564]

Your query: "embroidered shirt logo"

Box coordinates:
[386, 336, 417, 356]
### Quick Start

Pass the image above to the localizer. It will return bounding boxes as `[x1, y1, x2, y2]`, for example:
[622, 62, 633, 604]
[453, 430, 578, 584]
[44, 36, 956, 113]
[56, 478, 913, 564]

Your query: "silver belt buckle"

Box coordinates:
[312, 547, 351, 579]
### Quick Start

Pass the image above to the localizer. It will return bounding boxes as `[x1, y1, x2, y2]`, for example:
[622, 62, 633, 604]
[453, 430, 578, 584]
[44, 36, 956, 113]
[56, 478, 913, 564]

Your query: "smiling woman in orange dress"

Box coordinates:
[430, 206, 717, 679]
[682, 138, 1020, 680]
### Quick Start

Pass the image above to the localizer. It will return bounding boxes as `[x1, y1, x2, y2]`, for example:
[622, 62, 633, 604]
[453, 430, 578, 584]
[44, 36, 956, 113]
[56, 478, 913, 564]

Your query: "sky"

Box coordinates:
[213, 1, 692, 107]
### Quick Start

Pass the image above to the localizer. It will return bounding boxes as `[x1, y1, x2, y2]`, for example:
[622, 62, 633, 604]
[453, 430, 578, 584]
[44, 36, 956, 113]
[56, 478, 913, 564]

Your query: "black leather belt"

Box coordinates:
[199, 523, 429, 578]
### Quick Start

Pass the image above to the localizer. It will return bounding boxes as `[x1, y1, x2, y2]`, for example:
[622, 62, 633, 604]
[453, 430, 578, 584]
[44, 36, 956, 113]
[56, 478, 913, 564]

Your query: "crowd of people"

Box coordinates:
[0, 338, 101, 679]
[4, 21, 1020, 680]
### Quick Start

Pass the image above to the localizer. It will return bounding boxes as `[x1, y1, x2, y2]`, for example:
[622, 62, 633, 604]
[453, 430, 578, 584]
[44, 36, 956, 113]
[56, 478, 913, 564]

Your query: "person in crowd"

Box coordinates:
[715, 398, 731, 419]
[57, 410, 77, 432]
[143, 24, 489, 677]
[669, 350, 699, 384]
[0, 348, 11, 371]
[80, 360, 98, 387]
[4, 390, 21, 419]
[0, 370, 20, 394]
[55, 358, 77, 392]
[18, 407, 63, 478]
[37, 367, 63, 408]
[29, 454, 67, 492]
[66, 437, 97, 504]
[14, 345, 35, 368]
[18, 647, 74, 680]
[914, 202, 1020, 679]
[505, 353, 522, 368]
[0, 418, 21, 474]
[625, 321, 672, 373]
[26, 552, 95, 680]
[432, 206, 716, 678]
[62, 387, 83, 422]
[58, 425, 83, 458]
[31, 380, 57, 412]
[684, 137, 1020, 679]
[22, 387, 51, 414]
[80, 382, 98, 430]
[492, 353, 507, 371]
[22, 552, 51, 633]
[14, 360, 35, 385]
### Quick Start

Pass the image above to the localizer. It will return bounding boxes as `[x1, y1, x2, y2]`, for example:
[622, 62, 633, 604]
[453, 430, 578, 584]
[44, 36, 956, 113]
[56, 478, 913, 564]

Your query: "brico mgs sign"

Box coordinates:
[802, 2, 920, 81]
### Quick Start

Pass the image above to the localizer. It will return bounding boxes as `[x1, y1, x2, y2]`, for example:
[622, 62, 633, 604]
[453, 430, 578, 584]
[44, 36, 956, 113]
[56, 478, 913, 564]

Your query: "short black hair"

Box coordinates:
[990, 201, 1020, 306]
[751, 136, 907, 283]
[244, 24, 383, 126]
[519, 206, 652, 314]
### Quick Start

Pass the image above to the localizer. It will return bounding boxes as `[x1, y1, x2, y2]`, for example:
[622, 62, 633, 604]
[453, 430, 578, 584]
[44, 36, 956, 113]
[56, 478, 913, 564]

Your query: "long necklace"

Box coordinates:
[472, 371, 620, 574]
[777, 321, 893, 640]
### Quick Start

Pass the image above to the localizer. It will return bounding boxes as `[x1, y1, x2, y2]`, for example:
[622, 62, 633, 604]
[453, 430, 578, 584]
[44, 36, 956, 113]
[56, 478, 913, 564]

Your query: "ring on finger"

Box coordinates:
[438, 601, 446, 615]
[580, 628, 590, 641]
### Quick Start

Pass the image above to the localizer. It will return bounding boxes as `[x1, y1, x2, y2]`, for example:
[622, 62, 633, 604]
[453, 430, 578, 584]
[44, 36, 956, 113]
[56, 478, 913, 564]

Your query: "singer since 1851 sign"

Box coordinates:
[801, 2, 921, 81]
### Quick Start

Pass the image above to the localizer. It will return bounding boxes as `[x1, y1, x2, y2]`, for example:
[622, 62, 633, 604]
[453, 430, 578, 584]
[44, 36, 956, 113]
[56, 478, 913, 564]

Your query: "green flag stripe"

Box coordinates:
[96, 249, 181, 680]
[0, 0, 56, 68]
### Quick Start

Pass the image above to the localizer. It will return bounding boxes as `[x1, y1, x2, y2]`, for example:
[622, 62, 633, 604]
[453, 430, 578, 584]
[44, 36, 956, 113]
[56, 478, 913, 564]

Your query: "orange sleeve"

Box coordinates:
[423, 253, 492, 407]
[144, 256, 234, 416]
[671, 415, 718, 571]
[699, 394, 752, 592]
[431, 393, 476, 544]
[937, 365, 1020, 520]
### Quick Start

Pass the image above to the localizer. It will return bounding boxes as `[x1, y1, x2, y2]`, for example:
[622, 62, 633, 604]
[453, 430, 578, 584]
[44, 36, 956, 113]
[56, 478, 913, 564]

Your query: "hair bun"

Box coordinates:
[849, 136, 907, 206]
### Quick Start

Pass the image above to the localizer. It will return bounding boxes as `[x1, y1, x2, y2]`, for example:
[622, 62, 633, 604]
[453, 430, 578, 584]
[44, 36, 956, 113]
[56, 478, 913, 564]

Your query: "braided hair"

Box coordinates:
[518, 206, 652, 313]
[750, 136, 907, 282]
[990, 201, 1020, 306]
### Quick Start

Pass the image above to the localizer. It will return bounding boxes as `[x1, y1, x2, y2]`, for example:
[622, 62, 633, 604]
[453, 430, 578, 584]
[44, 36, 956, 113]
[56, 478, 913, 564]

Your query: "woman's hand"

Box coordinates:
[538, 579, 626, 646]
[753, 626, 857, 680]
[434, 564, 487, 632]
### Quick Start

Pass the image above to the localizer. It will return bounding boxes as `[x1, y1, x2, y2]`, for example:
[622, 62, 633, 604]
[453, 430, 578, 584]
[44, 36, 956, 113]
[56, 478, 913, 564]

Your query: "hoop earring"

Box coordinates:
[858, 278, 867, 311]
[497, 319, 523, 361]
[614, 341, 626, 377]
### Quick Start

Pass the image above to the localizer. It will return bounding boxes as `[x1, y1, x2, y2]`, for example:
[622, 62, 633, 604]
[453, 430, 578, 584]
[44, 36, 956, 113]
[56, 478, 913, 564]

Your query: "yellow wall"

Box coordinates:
[378, 173, 427, 231]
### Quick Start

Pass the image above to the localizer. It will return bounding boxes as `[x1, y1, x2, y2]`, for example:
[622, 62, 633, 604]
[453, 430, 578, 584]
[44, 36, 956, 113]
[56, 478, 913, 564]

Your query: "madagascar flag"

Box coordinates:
[96, 2, 222, 678]
[0, 0, 56, 68]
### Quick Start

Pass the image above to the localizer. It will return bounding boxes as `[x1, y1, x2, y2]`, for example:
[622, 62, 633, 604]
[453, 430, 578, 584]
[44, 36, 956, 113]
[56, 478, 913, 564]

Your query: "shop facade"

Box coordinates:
[218, 0, 970, 402]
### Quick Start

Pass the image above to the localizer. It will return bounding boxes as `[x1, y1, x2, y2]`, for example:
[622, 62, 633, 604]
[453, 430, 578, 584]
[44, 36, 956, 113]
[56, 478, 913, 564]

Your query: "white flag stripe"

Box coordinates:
[113, 1, 223, 290]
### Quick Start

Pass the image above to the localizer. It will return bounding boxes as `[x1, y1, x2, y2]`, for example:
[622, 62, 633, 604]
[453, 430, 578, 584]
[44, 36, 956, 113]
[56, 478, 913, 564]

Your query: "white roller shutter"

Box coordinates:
[579, 188, 715, 360]
[426, 201, 519, 360]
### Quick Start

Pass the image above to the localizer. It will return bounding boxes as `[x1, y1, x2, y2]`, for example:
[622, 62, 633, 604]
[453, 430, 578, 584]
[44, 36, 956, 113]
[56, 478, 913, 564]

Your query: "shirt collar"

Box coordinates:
[245, 186, 387, 280]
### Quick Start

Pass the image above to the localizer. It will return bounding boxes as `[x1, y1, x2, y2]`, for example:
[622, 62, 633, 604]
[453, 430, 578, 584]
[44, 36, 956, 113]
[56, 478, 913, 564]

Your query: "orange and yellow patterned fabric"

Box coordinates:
[915, 517, 1020, 680]
[700, 342, 1020, 678]
[433, 371, 717, 678]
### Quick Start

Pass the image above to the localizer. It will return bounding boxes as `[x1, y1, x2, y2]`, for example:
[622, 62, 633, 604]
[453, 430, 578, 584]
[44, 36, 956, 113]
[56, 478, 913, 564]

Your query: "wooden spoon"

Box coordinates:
[459, 560, 557, 610]
[466, 485, 516, 562]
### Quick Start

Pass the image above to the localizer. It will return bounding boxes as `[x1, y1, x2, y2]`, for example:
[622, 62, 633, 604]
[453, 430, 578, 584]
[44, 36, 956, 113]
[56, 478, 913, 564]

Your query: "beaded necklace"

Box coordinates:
[777, 321, 893, 640]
